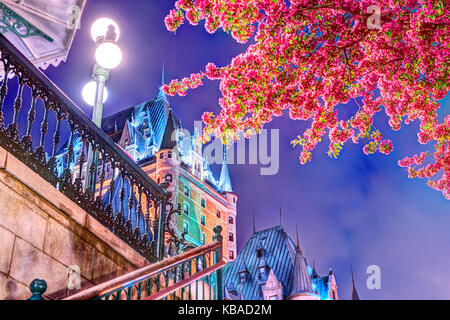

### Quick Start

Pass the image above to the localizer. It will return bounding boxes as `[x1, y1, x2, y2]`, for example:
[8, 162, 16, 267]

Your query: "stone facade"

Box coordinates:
[0, 147, 148, 300]
[142, 148, 237, 262]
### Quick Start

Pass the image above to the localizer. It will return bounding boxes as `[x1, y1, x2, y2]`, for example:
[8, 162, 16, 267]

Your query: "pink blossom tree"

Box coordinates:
[164, 0, 449, 199]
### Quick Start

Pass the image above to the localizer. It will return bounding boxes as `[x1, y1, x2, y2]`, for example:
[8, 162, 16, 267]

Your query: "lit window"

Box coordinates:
[228, 216, 234, 224]
[164, 173, 172, 183]
[229, 232, 234, 242]
[168, 151, 172, 158]
[183, 203, 189, 215]
[229, 250, 234, 259]
[201, 233, 206, 245]
[201, 198, 206, 208]
[183, 221, 189, 234]
[258, 266, 266, 279]
[216, 210, 221, 219]
[194, 163, 201, 178]
[201, 215, 206, 226]
[238, 271, 247, 283]
[269, 295, 278, 300]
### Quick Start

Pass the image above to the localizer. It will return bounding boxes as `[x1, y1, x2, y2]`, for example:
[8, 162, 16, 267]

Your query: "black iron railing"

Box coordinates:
[0, 34, 169, 262]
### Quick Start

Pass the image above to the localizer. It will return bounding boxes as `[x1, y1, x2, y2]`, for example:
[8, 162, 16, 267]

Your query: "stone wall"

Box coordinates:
[0, 147, 149, 300]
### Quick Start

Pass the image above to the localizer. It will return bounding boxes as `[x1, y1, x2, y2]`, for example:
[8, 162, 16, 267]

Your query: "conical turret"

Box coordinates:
[290, 226, 314, 295]
[218, 144, 233, 193]
[351, 266, 360, 300]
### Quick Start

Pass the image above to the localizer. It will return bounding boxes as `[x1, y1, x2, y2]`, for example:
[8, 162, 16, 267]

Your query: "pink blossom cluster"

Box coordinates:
[164, 0, 450, 199]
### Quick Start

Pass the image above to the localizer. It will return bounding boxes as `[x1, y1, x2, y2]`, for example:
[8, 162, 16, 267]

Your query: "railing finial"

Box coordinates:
[213, 225, 224, 300]
[28, 278, 47, 300]
[213, 225, 222, 239]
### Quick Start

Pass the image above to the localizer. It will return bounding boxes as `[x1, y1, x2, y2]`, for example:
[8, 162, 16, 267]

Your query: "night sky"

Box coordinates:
[42, 1, 450, 299]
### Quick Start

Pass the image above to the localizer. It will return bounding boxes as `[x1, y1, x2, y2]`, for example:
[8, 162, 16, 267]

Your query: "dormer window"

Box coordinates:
[238, 271, 248, 283]
[258, 266, 267, 279]
[238, 264, 249, 283]
[256, 247, 265, 258]
[256, 245, 269, 281]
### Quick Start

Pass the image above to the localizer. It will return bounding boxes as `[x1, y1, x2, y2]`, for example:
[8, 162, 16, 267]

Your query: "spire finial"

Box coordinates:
[351, 266, 360, 300]
[279, 205, 283, 227]
[296, 225, 301, 251]
[162, 60, 165, 85]
[351, 265, 355, 283]
[252, 212, 256, 233]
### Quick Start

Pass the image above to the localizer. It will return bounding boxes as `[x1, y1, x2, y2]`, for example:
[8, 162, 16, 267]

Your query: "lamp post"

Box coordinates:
[82, 18, 122, 190]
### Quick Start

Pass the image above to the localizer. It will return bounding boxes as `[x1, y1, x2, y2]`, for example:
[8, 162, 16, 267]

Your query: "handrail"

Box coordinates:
[0, 33, 169, 262]
[0, 33, 167, 197]
[146, 261, 226, 300]
[64, 241, 221, 300]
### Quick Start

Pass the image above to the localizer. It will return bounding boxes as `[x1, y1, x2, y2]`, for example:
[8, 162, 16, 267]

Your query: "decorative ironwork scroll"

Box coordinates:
[0, 3, 53, 42]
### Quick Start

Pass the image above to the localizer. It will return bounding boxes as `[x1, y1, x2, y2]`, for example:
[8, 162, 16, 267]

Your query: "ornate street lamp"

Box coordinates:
[82, 17, 122, 126]
[82, 18, 122, 189]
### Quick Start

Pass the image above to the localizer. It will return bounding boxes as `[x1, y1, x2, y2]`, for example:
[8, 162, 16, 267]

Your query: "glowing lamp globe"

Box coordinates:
[95, 42, 122, 70]
[82, 81, 108, 106]
[91, 18, 120, 42]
